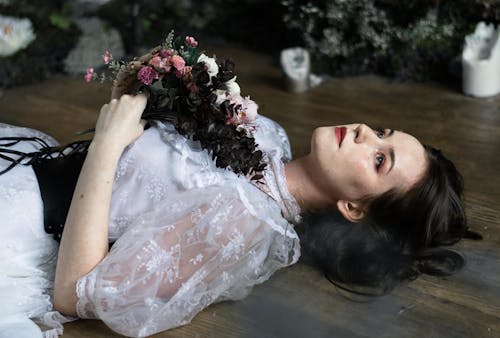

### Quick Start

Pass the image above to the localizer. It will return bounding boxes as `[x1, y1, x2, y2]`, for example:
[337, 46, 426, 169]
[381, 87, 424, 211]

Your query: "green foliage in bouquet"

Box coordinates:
[0, 0, 80, 88]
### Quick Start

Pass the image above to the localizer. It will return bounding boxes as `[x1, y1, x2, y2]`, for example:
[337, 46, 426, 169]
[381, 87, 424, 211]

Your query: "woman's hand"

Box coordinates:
[93, 94, 148, 152]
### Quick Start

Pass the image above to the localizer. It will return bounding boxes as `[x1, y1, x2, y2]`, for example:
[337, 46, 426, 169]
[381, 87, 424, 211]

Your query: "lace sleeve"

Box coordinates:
[76, 184, 300, 337]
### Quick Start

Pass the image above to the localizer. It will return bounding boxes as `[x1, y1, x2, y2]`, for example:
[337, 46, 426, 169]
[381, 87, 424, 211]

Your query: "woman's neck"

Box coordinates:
[284, 155, 336, 214]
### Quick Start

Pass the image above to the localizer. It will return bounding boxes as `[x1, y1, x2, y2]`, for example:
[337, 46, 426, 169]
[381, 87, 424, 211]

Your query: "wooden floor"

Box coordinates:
[1, 46, 499, 338]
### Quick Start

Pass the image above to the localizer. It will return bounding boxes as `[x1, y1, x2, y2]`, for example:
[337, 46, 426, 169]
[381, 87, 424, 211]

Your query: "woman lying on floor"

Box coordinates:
[0, 34, 480, 337]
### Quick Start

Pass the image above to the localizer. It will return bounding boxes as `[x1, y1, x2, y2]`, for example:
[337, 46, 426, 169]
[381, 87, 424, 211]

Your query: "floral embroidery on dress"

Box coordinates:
[185, 226, 203, 245]
[190, 208, 203, 224]
[189, 253, 204, 265]
[220, 229, 245, 261]
[176, 269, 208, 299]
[145, 174, 167, 203]
[139, 241, 181, 284]
[165, 223, 176, 232]
[221, 271, 233, 283]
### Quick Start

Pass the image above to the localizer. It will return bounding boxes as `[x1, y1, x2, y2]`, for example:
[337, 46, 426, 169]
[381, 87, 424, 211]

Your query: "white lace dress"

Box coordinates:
[0, 116, 301, 338]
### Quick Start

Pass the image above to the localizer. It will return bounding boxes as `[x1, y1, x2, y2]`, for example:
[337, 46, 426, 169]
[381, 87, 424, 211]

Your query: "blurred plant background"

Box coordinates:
[282, 0, 500, 82]
[0, 0, 80, 87]
[1, 0, 499, 88]
[93, 0, 295, 54]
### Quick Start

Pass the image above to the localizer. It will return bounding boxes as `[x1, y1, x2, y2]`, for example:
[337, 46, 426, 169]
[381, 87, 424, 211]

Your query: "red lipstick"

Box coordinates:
[335, 127, 347, 146]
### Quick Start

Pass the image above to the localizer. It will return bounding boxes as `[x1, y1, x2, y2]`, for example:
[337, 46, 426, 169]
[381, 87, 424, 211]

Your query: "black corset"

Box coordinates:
[0, 137, 89, 241]
[33, 151, 87, 241]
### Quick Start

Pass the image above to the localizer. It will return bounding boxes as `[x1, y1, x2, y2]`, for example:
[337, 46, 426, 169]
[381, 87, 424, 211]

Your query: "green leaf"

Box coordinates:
[49, 13, 71, 31]
[141, 18, 152, 30]
[164, 30, 175, 49]
[151, 79, 164, 90]
[61, 2, 72, 16]
[168, 87, 178, 99]
[168, 87, 177, 110]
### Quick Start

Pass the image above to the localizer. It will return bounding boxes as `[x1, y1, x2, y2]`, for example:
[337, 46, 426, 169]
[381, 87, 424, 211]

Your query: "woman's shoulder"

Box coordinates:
[133, 117, 291, 164]
[252, 115, 292, 161]
[127, 123, 206, 163]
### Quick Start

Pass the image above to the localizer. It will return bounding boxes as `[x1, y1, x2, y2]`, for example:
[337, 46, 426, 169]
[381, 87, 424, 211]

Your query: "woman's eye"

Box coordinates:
[375, 153, 385, 170]
[375, 128, 385, 138]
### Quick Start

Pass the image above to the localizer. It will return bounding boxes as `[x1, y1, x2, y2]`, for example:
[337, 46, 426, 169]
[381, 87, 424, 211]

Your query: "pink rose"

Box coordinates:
[185, 36, 198, 47]
[171, 55, 185, 72]
[149, 55, 162, 69]
[103, 51, 111, 64]
[137, 66, 158, 85]
[84, 67, 94, 82]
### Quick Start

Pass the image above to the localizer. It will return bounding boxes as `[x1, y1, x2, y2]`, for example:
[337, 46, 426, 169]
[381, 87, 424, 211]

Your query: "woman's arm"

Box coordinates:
[54, 94, 147, 316]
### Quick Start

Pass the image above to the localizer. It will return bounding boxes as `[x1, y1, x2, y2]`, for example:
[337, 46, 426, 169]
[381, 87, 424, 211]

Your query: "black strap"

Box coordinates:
[0, 137, 91, 241]
[0, 137, 90, 173]
[0, 137, 52, 174]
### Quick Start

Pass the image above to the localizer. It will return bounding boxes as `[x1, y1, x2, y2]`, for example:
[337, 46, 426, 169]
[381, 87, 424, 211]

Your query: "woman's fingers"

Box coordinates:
[93, 94, 148, 150]
[118, 94, 147, 120]
[100, 103, 109, 114]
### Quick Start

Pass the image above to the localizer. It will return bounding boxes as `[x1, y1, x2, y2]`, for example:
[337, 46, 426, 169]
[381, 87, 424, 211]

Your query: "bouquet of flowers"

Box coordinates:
[86, 31, 265, 181]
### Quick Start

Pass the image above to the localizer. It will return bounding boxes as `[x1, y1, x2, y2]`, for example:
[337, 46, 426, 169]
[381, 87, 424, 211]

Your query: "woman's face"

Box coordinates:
[309, 124, 427, 202]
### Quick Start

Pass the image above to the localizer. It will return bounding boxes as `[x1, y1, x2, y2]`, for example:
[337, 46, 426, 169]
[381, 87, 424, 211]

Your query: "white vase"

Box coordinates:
[462, 22, 500, 98]
[281, 47, 311, 93]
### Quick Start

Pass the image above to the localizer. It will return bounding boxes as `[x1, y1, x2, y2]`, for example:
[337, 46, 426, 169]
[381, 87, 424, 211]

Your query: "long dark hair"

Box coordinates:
[298, 145, 482, 294]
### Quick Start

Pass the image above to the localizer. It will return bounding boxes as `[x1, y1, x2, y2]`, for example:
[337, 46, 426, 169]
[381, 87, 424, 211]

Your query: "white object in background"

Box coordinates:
[0, 15, 36, 57]
[281, 47, 311, 93]
[462, 22, 500, 97]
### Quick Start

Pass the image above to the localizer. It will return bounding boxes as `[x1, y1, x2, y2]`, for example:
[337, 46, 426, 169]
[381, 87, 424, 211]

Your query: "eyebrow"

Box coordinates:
[388, 148, 395, 174]
[387, 129, 395, 174]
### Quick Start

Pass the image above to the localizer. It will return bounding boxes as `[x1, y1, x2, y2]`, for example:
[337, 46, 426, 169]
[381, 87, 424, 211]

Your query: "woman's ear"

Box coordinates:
[336, 200, 366, 222]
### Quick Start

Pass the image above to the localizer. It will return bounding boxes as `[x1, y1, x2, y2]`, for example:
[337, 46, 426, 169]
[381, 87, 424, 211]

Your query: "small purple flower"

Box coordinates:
[84, 67, 94, 82]
[103, 50, 111, 64]
[137, 66, 158, 85]
[185, 36, 198, 47]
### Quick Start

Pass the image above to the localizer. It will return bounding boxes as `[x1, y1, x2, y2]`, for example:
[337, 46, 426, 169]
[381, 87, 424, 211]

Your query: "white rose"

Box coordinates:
[0, 15, 36, 57]
[197, 53, 219, 77]
[215, 89, 228, 105]
[225, 76, 241, 97]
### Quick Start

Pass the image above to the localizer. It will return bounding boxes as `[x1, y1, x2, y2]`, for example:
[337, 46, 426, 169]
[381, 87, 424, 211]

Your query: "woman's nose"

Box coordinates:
[354, 124, 378, 145]
[354, 124, 368, 143]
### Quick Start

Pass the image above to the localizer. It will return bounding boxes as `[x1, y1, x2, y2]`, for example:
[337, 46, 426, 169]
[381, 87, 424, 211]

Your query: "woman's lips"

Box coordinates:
[335, 127, 347, 146]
